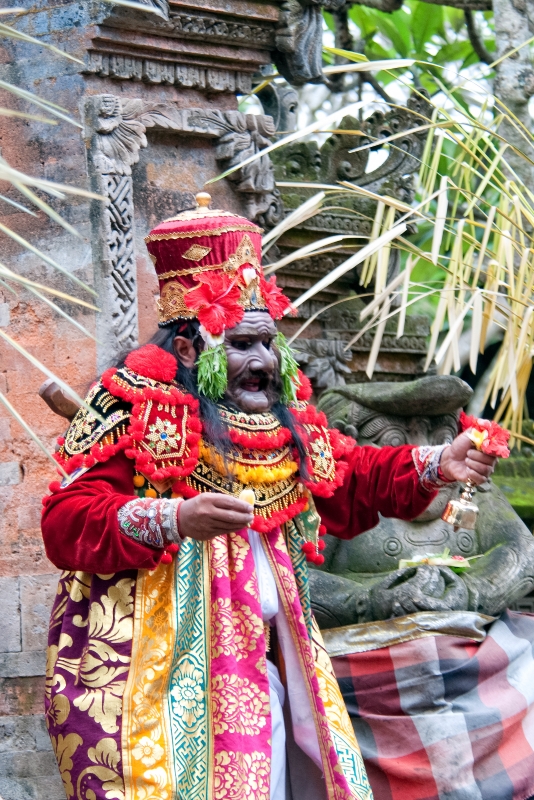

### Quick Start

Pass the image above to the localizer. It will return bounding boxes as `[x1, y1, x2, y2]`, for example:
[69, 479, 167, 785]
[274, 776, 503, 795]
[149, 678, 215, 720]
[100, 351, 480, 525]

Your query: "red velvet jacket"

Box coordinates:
[41, 445, 435, 574]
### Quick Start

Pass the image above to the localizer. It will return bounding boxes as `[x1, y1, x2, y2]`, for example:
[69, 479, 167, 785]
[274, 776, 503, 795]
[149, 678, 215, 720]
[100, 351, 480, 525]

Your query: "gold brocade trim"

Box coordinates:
[139, 400, 189, 462]
[310, 619, 372, 800]
[304, 424, 337, 482]
[155, 234, 261, 281]
[145, 224, 260, 242]
[223, 234, 261, 272]
[261, 535, 339, 800]
[238, 276, 267, 311]
[157, 263, 230, 280]
[321, 611, 494, 656]
[157, 281, 196, 324]
[164, 208, 242, 222]
[121, 562, 176, 800]
[186, 457, 302, 519]
[217, 407, 282, 434]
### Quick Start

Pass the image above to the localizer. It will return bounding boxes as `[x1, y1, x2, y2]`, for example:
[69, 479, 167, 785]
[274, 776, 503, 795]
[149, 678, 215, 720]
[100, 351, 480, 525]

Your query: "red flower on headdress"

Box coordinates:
[260, 275, 295, 319]
[185, 272, 244, 336]
[459, 411, 510, 458]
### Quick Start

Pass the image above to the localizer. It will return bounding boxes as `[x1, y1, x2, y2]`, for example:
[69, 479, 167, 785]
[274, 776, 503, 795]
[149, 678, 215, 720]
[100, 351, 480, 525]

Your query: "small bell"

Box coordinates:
[441, 478, 478, 531]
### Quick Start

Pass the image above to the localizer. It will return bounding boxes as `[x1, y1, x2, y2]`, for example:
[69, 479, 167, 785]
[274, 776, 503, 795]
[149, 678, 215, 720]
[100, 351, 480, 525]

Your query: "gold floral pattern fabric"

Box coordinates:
[212, 597, 263, 661]
[264, 526, 374, 800]
[212, 674, 269, 736]
[45, 571, 135, 800]
[46, 517, 372, 800]
[213, 751, 270, 800]
[121, 562, 176, 800]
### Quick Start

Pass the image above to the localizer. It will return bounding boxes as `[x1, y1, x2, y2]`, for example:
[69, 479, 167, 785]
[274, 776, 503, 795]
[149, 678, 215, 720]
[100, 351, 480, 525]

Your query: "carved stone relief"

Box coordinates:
[85, 52, 254, 93]
[84, 0, 278, 95]
[292, 339, 352, 391]
[274, 0, 345, 85]
[84, 94, 280, 370]
[195, 111, 284, 227]
[272, 92, 433, 234]
[256, 84, 299, 132]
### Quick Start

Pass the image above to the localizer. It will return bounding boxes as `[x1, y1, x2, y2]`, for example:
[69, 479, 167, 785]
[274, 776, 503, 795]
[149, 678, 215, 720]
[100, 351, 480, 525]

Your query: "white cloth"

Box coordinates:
[248, 529, 279, 621]
[268, 660, 287, 800]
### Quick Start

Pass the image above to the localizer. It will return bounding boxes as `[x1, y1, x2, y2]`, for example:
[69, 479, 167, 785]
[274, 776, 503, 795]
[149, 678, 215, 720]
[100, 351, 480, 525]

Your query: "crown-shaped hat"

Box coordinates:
[145, 193, 293, 337]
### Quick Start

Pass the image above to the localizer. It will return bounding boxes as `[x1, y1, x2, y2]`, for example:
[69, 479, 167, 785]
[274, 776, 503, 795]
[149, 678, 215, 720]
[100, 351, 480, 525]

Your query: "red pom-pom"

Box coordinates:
[317, 539, 326, 551]
[166, 542, 180, 554]
[296, 370, 312, 401]
[125, 345, 177, 383]
[48, 481, 61, 493]
[160, 552, 173, 564]
[313, 554, 325, 565]
[301, 541, 315, 554]
[57, 436, 65, 446]
[318, 524, 327, 536]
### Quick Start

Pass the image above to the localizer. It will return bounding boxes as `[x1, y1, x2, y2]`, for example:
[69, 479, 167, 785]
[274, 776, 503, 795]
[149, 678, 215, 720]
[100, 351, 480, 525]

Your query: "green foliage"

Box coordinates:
[275, 332, 300, 404]
[197, 343, 228, 401]
[346, 0, 495, 95]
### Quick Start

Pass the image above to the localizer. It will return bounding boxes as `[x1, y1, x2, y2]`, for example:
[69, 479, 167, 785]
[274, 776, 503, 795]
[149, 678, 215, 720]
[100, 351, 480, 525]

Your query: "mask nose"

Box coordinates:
[249, 342, 275, 374]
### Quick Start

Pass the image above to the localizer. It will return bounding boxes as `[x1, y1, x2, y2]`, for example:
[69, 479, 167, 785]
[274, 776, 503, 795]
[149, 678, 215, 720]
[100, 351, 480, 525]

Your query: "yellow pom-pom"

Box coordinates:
[145, 488, 157, 498]
[133, 475, 145, 488]
[171, 492, 183, 499]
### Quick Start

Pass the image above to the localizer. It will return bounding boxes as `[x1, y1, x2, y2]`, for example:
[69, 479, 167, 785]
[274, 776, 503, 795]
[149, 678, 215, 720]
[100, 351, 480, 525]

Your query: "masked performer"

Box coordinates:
[41, 194, 496, 800]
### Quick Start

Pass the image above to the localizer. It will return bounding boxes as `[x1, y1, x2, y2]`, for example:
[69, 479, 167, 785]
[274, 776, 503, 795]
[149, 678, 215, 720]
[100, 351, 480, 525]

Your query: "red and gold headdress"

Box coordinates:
[145, 192, 293, 336]
[145, 193, 299, 402]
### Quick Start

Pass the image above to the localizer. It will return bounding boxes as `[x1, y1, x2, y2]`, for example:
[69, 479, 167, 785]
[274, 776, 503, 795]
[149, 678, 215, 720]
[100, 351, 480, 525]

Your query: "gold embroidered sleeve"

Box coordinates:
[63, 383, 131, 457]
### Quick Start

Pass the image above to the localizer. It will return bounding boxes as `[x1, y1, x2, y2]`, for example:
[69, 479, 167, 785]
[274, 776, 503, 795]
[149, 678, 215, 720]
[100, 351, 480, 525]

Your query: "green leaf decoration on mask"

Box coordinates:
[275, 331, 300, 404]
[197, 342, 228, 401]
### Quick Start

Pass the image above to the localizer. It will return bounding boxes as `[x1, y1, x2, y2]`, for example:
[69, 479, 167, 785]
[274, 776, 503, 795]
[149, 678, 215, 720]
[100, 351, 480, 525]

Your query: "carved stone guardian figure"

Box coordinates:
[312, 375, 534, 624]
[310, 374, 534, 799]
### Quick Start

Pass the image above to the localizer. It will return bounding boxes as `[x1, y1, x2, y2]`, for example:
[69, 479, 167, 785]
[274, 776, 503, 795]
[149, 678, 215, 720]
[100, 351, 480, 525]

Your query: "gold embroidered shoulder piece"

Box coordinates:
[61, 382, 131, 458]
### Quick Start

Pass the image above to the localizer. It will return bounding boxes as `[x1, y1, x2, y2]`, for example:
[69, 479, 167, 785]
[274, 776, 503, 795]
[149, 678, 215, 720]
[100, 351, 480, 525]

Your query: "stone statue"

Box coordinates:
[309, 375, 534, 628]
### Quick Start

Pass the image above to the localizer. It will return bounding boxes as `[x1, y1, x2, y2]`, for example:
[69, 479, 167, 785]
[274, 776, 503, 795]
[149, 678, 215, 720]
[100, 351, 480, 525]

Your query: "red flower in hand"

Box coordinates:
[185, 272, 244, 336]
[459, 411, 510, 458]
[479, 420, 511, 457]
[260, 276, 295, 319]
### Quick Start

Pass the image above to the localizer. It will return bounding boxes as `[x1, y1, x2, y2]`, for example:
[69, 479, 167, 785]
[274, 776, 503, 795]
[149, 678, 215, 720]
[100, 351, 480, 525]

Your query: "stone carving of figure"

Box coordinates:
[310, 375, 534, 627]
[310, 374, 534, 799]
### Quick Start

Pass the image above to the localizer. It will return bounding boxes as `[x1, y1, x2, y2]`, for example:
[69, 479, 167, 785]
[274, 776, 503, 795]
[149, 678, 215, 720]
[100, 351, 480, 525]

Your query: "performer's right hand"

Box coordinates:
[179, 493, 254, 540]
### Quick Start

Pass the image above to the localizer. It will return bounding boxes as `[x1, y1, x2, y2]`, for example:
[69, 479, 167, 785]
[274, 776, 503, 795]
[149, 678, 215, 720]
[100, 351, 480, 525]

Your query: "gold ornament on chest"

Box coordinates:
[146, 418, 182, 456]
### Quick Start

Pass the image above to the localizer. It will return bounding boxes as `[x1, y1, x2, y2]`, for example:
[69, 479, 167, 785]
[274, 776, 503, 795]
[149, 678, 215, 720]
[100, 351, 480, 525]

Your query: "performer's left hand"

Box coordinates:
[440, 433, 497, 485]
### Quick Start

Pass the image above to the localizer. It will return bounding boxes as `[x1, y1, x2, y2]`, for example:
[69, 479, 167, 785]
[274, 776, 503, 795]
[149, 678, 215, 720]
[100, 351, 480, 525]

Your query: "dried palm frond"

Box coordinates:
[209, 50, 534, 444]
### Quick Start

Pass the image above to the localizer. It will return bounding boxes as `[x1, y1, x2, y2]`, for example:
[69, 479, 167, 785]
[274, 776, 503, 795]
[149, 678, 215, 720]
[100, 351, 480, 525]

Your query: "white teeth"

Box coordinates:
[242, 267, 257, 286]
